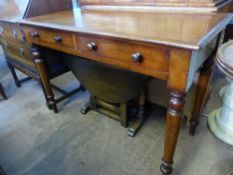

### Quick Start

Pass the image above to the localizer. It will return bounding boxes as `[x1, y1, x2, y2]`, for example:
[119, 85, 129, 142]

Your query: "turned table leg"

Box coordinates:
[190, 32, 224, 135]
[160, 48, 191, 174]
[161, 91, 186, 175]
[31, 47, 58, 113]
[189, 57, 214, 135]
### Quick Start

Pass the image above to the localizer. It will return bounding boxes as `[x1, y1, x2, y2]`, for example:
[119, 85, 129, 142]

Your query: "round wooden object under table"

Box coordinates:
[208, 41, 233, 146]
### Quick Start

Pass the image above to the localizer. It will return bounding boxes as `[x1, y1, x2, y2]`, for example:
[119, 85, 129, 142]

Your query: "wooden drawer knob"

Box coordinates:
[132, 52, 143, 63]
[87, 42, 97, 51]
[30, 32, 39, 38]
[54, 35, 62, 43]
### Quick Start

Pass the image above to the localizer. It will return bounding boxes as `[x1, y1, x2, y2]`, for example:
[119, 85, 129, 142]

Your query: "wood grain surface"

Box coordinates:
[20, 9, 233, 50]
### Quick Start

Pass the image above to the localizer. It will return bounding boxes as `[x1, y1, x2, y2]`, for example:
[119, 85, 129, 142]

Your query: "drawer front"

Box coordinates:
[1, 39, 35, 68]
[0, 23, 25, 42]
[77, 35, 169, 79]
[28, 28, 76, 50]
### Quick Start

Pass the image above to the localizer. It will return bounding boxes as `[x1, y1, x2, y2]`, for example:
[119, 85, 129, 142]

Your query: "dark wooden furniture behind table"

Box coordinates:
[0, 0, 84, 113]
[19, 2, 233, 173]
[0, 83, 7, 100]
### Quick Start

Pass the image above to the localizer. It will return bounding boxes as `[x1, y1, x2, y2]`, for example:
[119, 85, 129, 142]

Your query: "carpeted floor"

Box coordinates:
[0, 48, 232, 175]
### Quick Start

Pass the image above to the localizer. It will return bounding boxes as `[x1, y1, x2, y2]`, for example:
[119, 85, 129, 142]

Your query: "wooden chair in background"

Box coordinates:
[0, 83, 7, 100]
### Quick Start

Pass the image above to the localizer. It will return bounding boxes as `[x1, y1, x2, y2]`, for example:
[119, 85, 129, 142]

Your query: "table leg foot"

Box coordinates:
[160, 161, 173, 175]
[128, 90, 146, 137]
[46, 102, 53, 110]
[49, 96, 58, 113]
[128, 118, 144, 137]
[52, 103, 58, 113]
[80, 102, 91, 115]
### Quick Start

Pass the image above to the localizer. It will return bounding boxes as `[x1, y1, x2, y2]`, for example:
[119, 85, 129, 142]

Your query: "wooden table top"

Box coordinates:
[21, 9, 233, 50]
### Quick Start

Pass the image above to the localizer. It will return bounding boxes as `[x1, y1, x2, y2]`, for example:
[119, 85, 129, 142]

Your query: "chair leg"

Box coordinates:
[52, 102, 58, 113]
[8, 63, 21, 87]
[0, 83, 7, 100]
[40, 80, 52, 110]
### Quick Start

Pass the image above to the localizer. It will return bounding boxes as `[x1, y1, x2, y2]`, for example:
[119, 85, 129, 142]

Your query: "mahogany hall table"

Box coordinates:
[19, 9, 233, 174]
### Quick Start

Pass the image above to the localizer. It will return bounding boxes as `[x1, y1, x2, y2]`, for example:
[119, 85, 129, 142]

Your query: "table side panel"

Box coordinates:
[186, 35, 218, 91]
[77, 34, 170, 79]
[23, 26, 170, 79]
[27, 27, 77, 51]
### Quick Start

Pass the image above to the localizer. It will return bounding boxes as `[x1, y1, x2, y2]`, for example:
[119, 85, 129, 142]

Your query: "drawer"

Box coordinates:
[77, 35, 169, 79]
[28, 28, 76, 50]
[1, 39, 35, 68]
[0, 23, 25, 42]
